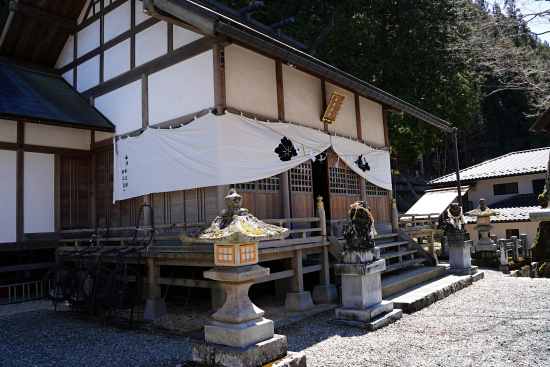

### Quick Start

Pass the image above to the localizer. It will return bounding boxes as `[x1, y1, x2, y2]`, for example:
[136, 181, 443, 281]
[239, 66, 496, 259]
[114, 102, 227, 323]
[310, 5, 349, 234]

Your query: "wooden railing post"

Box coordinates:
[316, 196, 327, 237]
[391, 198, 398, 232]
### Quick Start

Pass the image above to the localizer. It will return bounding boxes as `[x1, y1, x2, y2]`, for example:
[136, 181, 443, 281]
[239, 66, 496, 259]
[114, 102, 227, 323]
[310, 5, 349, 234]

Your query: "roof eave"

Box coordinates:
[0, 112, 115, 133]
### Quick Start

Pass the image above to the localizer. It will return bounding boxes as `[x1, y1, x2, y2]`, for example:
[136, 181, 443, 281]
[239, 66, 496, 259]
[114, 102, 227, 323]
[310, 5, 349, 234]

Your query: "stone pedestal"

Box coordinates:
[285, 292, 314, 311]
[143, 298, 167, 322]
[312, 284, 339, 304]
[447, 232, 478, 275]
[334, 248, 402, 330]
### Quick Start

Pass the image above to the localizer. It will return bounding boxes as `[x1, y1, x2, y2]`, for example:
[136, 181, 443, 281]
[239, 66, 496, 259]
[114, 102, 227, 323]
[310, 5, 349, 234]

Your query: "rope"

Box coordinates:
[348, 203, 377, 236]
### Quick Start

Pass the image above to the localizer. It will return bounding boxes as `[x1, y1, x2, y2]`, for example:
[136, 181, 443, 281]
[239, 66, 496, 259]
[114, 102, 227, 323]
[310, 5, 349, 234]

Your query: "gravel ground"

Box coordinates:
[1, 268, 549, 367]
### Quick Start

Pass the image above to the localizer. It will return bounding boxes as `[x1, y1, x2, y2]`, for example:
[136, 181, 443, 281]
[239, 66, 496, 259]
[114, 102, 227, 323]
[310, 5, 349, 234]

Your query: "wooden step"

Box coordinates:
[383, 258, 425, 273]
[376, 241, 409, 250]
[380, 249, 417, 260]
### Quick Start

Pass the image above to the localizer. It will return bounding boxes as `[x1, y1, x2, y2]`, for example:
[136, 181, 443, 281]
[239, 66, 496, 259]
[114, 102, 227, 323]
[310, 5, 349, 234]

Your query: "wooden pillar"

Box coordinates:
[290, 249, 304, 293]
[319, 245, 330, 286]
[16, 121, 24, 242]
[354, 92, 362, 140]
[213, 42, 226, 114]
[281, 171, 291, 221]
[54, 154, 61, 232]
[359, 178, 367, 202]
[147, 257, 161, 299]
[142, 74, 149, 128]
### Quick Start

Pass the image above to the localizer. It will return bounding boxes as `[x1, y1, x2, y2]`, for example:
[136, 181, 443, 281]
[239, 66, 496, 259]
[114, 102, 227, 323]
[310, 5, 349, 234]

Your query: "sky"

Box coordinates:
[513, 0, 550, 43]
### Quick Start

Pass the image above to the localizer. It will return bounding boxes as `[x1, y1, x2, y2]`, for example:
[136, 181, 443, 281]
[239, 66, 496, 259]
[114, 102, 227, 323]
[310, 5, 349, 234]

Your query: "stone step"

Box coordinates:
[386, 269, 485, 313]
[380, 249, 417, 260]
[383, 258, 425, 273]
[381, 264, 447, 298]
[376, 241, 409, 250]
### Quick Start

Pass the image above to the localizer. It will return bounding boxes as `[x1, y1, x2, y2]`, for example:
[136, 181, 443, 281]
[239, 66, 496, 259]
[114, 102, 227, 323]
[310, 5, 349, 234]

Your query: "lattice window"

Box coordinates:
[231, 182, 255, 191]
[329, 167, 347, 194]
[347, 169, 360, 195]
[365, 181, 377, 196]
[258, 175, 280, 191]
[291, 163, 312, 192]
[365, 181, 388, 196]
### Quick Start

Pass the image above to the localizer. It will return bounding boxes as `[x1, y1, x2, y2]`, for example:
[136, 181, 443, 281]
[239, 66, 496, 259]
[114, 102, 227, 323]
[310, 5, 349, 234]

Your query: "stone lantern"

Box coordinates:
[466, 198, 500, 267]
[180, 189, 305, 367]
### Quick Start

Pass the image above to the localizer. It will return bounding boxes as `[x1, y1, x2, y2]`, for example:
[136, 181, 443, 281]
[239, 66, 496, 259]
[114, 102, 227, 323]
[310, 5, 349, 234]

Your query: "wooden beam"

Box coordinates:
[60, 18, 161, 74]
[149, 8, 214, 39]
[82, 36, 215, 99]
[142, 74, 149, 128]
[276, 59, 285, 120]
[354, 92, 362, 140]
[321, 79, 328, 131]
[0, 262, 56, 273]
[9, 1, 77, 30]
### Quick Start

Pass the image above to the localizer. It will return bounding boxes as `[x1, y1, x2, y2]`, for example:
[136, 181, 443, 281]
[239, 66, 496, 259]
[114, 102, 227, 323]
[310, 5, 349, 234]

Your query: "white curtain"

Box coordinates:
[114, 112, 391, 202]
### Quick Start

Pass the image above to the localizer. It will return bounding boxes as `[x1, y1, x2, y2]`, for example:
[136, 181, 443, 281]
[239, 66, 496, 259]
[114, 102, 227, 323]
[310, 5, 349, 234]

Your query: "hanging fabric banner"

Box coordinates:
[331, 136, 392, 191]
[113, 112, 392, 202]
[114, 113, 331, 202]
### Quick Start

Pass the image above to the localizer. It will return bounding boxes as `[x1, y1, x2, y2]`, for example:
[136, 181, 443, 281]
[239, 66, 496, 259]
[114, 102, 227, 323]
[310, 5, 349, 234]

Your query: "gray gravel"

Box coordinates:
[1, 268, 549, 367]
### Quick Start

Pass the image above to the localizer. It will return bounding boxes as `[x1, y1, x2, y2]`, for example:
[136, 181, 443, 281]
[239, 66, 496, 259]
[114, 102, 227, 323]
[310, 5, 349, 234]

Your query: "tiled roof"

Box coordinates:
[464, 194, 541, 223]
[0, 62, 114, 131]
[430, 147, 550, 185]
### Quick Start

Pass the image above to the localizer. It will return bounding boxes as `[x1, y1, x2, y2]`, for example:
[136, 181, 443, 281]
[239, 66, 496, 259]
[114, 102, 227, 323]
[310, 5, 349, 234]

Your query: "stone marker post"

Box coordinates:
[498, 238, 509, 271]
[520, 234, 529, 259]
[511, 236, 520, 262]
[181, 189, 305, 367]
[334, 201, 402, 330]
[440, 235, 449, 258]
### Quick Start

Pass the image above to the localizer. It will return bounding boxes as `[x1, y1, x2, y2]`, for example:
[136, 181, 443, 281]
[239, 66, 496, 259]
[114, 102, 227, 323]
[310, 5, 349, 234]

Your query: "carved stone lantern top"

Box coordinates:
[180, 188, 289, 244]
[466, 198, 499, 218]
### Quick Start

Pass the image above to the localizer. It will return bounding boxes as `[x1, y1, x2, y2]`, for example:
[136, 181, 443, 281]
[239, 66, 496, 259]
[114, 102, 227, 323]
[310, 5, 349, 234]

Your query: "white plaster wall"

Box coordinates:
[148, 51, 214, 125]
[0, 119, 17, 143]
[325, 83, 357, 138]
[104, 39, 131, 81]
[467, 174, 546, 206]
[77, 55, 100, 92]
[359, 97, 385, 146]
[135, 0, 151, 25]
[282, 65, 323, 129]
[135, 22, 167, 67]
[77, 20, 100, 58]
[173, 26, 203, 49]
[55, 35, 74, 69]
[95, 131, 115, 142]
[25, 124, 91, 150]
[95, 80, 142, 134]
[104, 1, 131, 42]
[62, 70, 74, 86]
[24, 152, 55, 234]
[0, 150, 16, 243]
[225, 45, 278, 119]
[465, 221, 539, 248]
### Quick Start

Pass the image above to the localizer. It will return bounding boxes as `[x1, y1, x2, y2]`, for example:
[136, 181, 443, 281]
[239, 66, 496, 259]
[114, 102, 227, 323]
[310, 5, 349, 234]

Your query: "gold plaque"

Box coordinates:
[322, 92, 347, 124]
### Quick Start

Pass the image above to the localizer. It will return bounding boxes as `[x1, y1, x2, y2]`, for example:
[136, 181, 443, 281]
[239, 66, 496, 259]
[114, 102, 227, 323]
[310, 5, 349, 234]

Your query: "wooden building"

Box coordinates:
[0, 0, 451, 308]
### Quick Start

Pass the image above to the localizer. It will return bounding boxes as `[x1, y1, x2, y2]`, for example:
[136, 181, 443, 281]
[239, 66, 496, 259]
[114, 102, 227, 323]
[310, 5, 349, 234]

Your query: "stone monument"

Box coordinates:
[444, 203, 478, 275]
[466, 198, 500, 267]
[181, 189, 305, 367]
[334, 201, 402, 330]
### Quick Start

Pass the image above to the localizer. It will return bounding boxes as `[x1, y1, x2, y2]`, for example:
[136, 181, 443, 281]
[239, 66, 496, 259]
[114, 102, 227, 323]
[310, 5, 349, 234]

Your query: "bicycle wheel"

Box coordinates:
[62, 267, 87, 306]
[80, 264, 111, 305]
[106, 266, 144, 310]
[42, 266, 71, 302]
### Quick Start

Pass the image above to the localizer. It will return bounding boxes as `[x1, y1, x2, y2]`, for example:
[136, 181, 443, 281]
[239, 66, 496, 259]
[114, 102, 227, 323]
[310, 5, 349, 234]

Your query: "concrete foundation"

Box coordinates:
[193, 334, 292, 367]
[312, 284, 339, 304]
[285, 291, 314, 311]
[143, 298, 167, 322]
